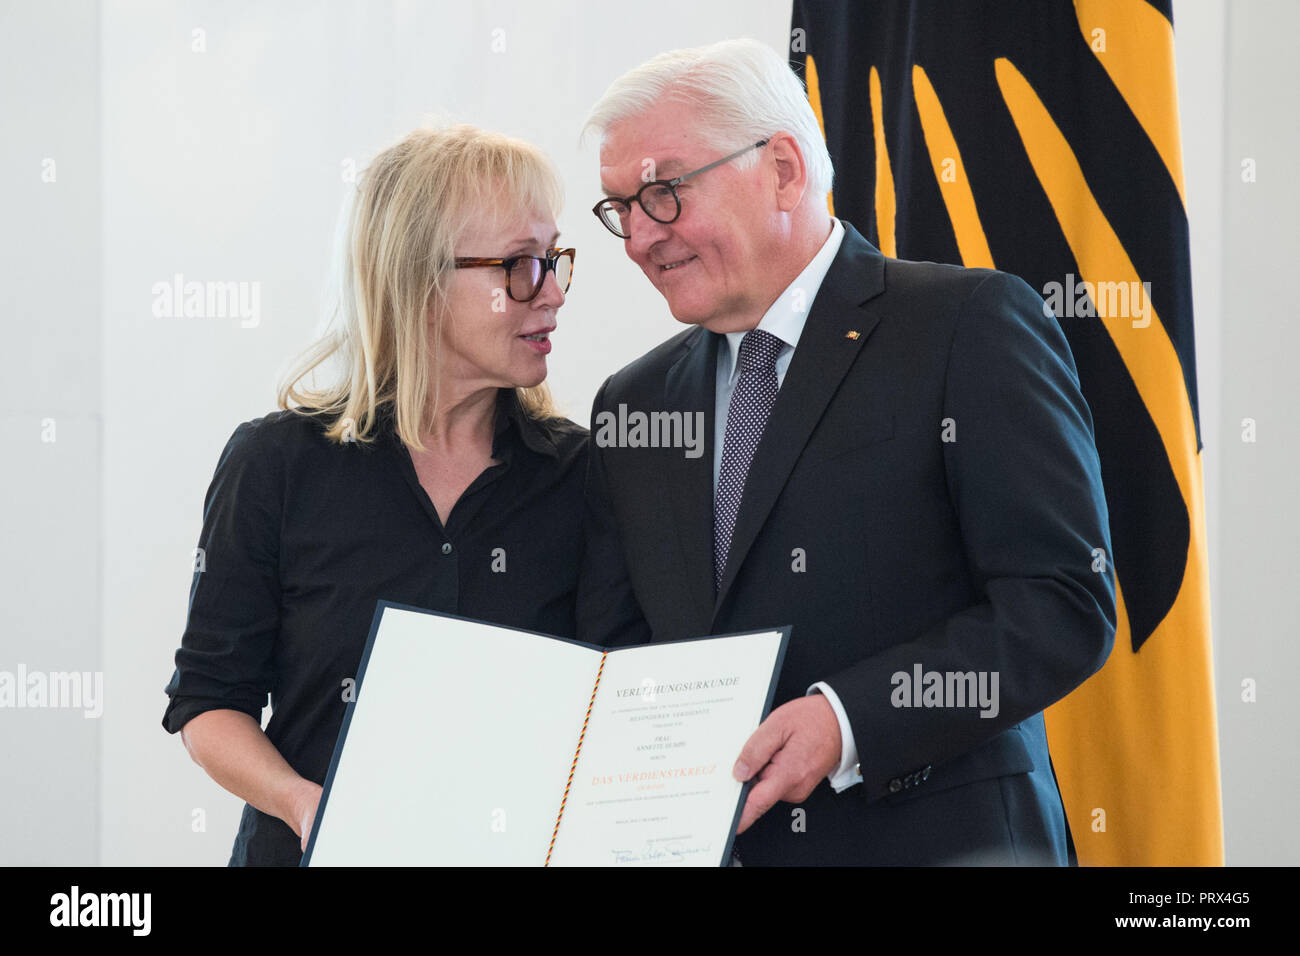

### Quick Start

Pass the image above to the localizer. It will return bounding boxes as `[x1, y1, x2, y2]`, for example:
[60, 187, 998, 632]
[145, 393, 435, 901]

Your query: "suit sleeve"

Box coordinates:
[823, 271, 1117, 802]
[577, 377, 653, 648]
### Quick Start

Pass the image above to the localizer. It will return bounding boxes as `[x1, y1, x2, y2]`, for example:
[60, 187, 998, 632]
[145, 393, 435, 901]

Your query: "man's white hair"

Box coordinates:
[582, 37, 834, 202]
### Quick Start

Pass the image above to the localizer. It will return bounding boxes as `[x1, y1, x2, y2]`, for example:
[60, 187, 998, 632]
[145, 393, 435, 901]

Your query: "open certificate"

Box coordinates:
[302, 602, 789, 867]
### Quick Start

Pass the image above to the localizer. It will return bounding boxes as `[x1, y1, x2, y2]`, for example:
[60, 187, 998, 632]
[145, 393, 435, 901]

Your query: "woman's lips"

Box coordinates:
[518, 331, 552, 354]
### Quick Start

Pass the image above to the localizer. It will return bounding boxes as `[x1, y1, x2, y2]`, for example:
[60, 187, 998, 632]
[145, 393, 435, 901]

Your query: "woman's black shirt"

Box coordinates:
[161, 390, 588, 865]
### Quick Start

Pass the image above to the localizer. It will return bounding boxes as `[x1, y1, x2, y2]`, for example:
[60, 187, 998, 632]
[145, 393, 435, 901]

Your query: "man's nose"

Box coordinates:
[624, 200, 672, 254]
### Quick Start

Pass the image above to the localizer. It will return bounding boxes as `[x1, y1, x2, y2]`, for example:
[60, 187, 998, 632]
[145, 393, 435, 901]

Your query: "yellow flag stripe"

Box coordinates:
[995, 55, 1222, 865]
[868, 66, 897, 257]
[1047, 575, 1222, 864]
[911, 64, 996, 269]
[1074, 0, 1187, 207]
[804, 54, 835, 217]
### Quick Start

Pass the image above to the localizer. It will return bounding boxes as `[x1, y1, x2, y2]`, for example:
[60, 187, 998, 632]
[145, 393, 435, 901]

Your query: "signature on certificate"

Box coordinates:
[611, 838, 714, 864]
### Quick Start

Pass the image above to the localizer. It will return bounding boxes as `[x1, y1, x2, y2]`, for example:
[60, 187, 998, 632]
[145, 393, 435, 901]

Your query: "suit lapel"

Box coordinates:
[713, 224, 888, 620]
[663, 327, 719, 631]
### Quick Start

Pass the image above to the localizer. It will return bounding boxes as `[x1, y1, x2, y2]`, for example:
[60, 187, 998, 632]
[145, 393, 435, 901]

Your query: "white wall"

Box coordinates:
[0, 0, 102, 865]
[1210, 0, 1300, 866]
[0, 0, 1293, 865]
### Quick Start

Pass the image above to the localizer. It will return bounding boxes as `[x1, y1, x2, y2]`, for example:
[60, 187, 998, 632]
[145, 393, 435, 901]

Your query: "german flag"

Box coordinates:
[791, 0, 1221, 865]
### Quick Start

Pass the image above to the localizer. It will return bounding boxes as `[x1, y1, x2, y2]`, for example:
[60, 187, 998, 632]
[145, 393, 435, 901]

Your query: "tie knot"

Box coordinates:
[737, 328, 784, 372]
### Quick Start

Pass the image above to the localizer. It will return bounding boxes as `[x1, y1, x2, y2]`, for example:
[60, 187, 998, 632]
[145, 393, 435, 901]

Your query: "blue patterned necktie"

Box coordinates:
[714, 328, 784, 591]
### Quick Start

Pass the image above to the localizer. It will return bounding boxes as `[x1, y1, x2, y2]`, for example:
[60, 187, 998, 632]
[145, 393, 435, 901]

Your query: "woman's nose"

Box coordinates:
[534, 269, 565, 308]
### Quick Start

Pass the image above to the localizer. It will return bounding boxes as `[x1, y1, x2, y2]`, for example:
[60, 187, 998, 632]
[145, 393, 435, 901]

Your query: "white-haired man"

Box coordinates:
[578, 38, 1115, 865]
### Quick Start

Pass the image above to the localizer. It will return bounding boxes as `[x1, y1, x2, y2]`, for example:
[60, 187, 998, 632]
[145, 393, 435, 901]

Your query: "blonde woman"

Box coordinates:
[162, 126, 584, 866]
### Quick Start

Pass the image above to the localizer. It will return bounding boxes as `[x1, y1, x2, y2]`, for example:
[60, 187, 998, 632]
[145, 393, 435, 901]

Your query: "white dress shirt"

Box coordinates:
[712, 217, 863, 793]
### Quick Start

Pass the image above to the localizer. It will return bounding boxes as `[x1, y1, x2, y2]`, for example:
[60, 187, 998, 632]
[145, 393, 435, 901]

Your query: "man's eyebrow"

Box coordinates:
[599, 158, 688, 196]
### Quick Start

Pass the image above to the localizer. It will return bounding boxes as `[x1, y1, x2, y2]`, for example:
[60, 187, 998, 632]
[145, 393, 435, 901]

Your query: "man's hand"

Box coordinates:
[732, 694, 842, 834]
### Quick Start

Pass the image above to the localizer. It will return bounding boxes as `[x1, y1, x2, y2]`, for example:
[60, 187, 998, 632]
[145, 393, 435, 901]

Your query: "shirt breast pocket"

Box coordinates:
[809, 411, 895, 461]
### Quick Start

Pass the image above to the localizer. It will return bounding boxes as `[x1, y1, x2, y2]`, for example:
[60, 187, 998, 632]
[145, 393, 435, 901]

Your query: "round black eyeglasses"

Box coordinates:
[592, 140, 769, 239]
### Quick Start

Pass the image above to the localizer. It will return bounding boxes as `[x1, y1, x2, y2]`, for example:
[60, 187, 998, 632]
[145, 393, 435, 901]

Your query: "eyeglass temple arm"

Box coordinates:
[453, 257, 508, 267]
[669, 139, 770, 187]
[597, 138, 772, 207]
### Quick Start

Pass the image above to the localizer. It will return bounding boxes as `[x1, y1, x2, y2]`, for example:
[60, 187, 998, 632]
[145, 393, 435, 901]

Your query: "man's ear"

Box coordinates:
[769, 132, 809, 212]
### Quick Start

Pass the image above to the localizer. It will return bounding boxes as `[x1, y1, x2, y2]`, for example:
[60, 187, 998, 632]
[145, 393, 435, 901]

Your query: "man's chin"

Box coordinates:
[670, 309, 749, 335]
[663, 295, 713, 328]
[662, 291, 751, 332]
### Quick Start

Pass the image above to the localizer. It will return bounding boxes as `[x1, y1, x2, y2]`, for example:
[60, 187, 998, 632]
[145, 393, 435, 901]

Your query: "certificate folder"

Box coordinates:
[302, 601, 789, 866]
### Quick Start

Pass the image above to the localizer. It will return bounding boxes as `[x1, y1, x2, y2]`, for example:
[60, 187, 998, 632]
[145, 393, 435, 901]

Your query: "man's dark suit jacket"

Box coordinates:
[578, 222, 1116, 865]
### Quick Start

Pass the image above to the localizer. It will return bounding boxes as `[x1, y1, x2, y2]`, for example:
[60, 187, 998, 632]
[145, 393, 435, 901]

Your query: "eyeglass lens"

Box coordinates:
[599, 183, 679, 237]
[507, 253, 571, 300]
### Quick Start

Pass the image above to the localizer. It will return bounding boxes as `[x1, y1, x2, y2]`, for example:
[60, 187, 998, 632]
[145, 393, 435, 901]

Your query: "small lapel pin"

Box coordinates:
[845, 330, 861, 340]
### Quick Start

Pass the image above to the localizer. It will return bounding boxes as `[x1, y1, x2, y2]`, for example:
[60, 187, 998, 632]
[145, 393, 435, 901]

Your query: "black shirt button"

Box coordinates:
[888, 778, 902, 793]
[441, 542, 453, 555]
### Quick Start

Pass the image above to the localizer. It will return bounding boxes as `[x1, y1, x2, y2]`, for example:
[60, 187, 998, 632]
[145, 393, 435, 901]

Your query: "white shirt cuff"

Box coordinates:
[807, 681, 862, 792]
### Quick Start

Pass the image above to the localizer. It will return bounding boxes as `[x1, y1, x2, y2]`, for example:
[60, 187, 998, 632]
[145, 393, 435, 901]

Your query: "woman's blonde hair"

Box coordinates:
[277, 124, 563, 451]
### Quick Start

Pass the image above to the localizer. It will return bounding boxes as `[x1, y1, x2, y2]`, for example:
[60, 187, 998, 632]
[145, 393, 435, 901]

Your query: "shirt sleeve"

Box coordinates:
[807, 681, 863, 792]
[161, 418, 283, 734]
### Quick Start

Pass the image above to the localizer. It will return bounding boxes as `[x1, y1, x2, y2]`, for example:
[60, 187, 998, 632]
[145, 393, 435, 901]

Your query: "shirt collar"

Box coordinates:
[492, 388, 559, 459]
[719, 217, 846, 384]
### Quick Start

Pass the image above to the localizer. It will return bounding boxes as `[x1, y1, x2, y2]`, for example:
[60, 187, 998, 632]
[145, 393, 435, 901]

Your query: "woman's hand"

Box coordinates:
[179, 710, 326, 856]
[290, 779, 324, 852]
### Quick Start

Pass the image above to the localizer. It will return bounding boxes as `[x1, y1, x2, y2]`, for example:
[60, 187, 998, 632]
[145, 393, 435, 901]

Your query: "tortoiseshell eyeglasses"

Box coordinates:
[453, 247, 575, 302]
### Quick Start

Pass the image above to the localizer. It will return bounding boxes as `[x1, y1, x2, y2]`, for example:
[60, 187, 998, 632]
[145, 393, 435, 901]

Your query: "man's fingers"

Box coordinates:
[733, 710, 790, 781]
[736, 771, 788, 834]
